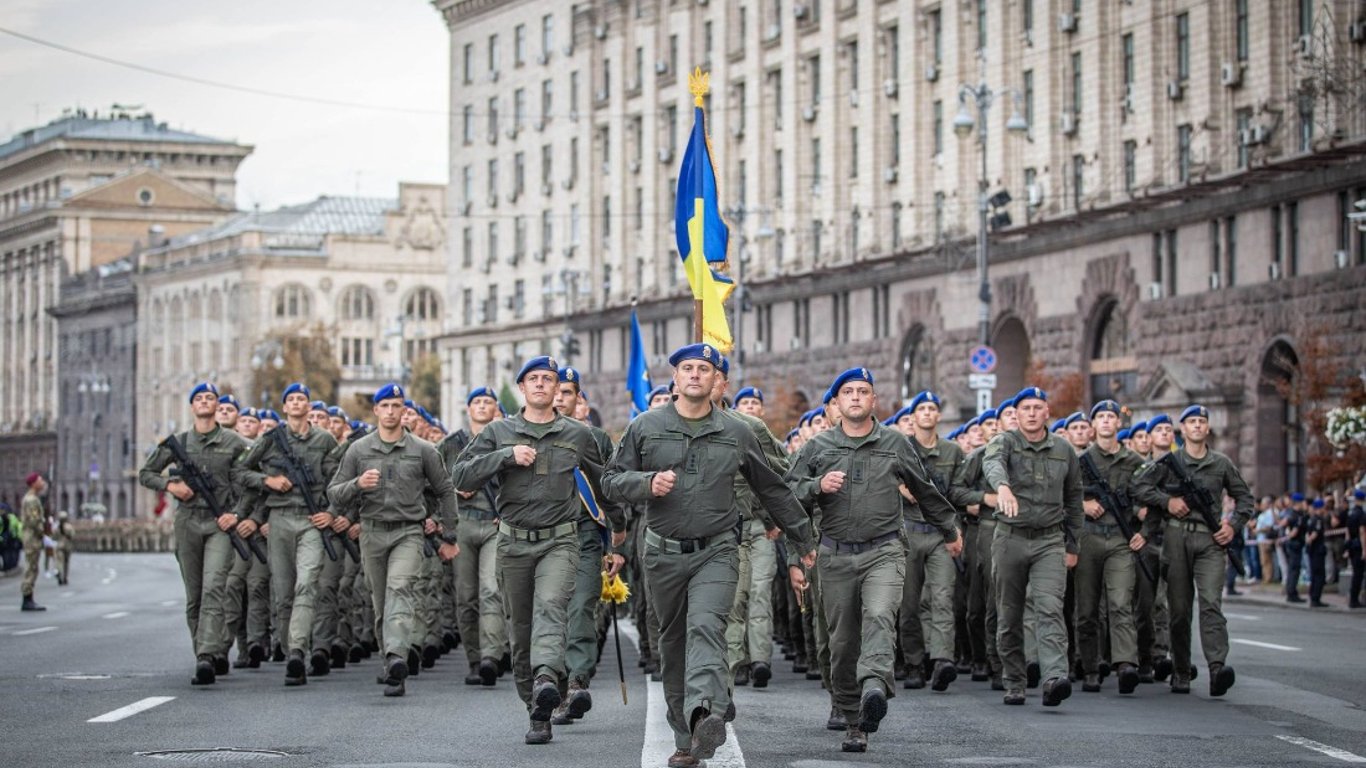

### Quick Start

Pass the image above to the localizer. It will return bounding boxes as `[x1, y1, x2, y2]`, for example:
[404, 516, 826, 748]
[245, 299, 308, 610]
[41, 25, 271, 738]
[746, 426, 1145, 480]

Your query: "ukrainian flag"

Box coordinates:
[626, 309, 652, 418]
[675, 69, 734, 352]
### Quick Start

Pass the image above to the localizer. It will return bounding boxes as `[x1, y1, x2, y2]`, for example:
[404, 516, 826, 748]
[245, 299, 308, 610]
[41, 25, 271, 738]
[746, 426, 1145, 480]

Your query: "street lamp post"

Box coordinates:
[249, 340, 285, 404]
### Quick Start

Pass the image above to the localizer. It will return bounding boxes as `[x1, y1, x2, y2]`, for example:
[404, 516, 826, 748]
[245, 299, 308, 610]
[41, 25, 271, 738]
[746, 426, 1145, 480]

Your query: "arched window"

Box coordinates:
[1256, 341, 1302, 495]
[274, 284, 312, 319]
[992, 316, 1031, 403]
[1088, 298, 1137, 401]
[338, 285, 376, 321]
[186, 292, 203, 321]
[898, 325, 935, 401]
[405, 287, 442, 321]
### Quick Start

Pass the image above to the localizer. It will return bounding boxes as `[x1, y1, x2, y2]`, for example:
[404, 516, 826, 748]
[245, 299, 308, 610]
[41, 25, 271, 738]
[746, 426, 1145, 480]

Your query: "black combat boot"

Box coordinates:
[1041, 677, 1072, 706]
[930, 659, 958, 692]
[751, 661, 772, 688]
[21, 595, 46, 611]
[284, 650, 307, 686]
[841, 726, 868, 753]
[192, 655, 216, 686]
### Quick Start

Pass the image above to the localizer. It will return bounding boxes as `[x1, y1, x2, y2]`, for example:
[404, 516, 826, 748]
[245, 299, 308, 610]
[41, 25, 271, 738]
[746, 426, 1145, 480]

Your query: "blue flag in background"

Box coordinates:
[627, 309, 652, 418]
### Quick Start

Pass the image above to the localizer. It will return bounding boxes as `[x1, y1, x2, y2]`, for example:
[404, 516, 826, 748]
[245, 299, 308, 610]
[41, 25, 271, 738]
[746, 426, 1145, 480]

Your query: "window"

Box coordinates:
[1070, 52, 1082, 115]
[541, 210, 553, 252]
[1287, 201, 1299, 276]
[463, 43, 473, 84]
[930, 9, 942, 65]
[515, 24, 527, 66]
[1210, 220, 1221, 288]
[1236, 0, 1249, 62]
[1298, 94, 1314, 152]
[488, 33, 500, 73]
[887, 24, 900, 75]
[541, 144, 552, 185]
[1072, 154, 1085, 209]
[461, 164, 473, 202]
[635, 185, 644, 231]
[487, 221, 499, 265]
[811, 137, 822, 195]
[847, 40, 858, 92]
[891, 203, 903, 250]
[487, 97, 499, 137]
[793, 298, 811, 348]
[734, 81, 746, 133]
[462, 288, 474, 326]
[890, 113, 901, 167]
[634, 46, 644, 88]
[1164, 229, 1178, 296]
[808, 55, 821, 105]
[665, 105, 678, 154]
[704, 21, 714, 63]
[487, 158, 498, 199]
[1236, 108, 1252, 168]
[737, 160, 747, 205]
[570, 137, 579, 179]
[1123, 140, 1137, 193]
[774, 148, 784, 207]
[831, 292, 850, 344]
[1122, 34, 1134, 105]
[542, 14, 553, 54]
[934, 192, 945, 242]
[933, 100, 943, 156]
[1340, 191, 1353, 254]
[1357, 186, 1366, 265]
[976, 0, 987, 52]
[340, 338, 374, 367]
[462, 226, 473, 269]
[339, 285, 375, 320]
[1023, 69, 1034, 132]
[406, 288, 441, 322]
[1152, 232, 1164, 289]
[274, 285, 310, 319]
[1177, 124, 1192, 183]
[1024, 167, 1037, 223]
[1271, 204, 1284, 275]
[899, 325, 935, 401]
[1022, 0, 1033, 39]
[462, 105, 474, 144]
[1176, 13, 1190, 81]
[601, 58, 611, 100]
[514, 215, 527, 259]
[1299, 0, 1313, 36]
[513, 279, 525, 319]
[602, 195, 611, 237]
[669, 34, 679, 77]
[570, 203, 581, 244]
[486, 285, 498, 324]
[514, 152, 525, 196]
[570, 71, 580, 111]
[1225, 216, 1238, 286]
[849, 127, 858, 178]
[1088, 301, 1137, 401]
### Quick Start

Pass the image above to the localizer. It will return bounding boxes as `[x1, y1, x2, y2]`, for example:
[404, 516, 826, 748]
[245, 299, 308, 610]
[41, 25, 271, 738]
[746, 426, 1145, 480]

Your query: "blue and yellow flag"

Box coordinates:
[626, 309, 652, 418]
[675, 68, 734, 352]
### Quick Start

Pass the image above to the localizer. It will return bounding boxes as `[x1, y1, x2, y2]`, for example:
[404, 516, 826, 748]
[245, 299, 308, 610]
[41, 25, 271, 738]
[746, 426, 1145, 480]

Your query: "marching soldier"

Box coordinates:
[437, 386, 508, 687]
[327, 383, 459, 697]
[138, 381, 251, 684]
[216, 394, 241, 430]
[984, 387, 1083, 707]
[452, 356, 624, 745]
[232, 382, 340, 686]
[54, 510, 75, 586]
[1075, 400, 1147, 695]
[604, 344, 815, 767]
[1132, 405, 1253, 696]
[1128, 420, 1151, 459]
[19, 472, 47, 611]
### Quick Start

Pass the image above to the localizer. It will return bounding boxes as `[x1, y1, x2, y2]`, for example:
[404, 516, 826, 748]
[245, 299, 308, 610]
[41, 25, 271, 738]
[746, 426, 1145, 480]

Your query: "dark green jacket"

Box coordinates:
[907, 435, 973, 521]
[982, 430, 1084, 553]
[1131, 446, 1254, 532]
[787, 423, 959, 545]
[138, 425, 249, 516]
[1080, 442, 1145, 527]
[231, 423, 339, 522]
[452, 411, 619, 531]
[438, 427, 499, 519]
[726, 409, 786, 528]
[328, 431, 458, 531]
[953, 445, 991, 516]
[602, 402, 813, 551]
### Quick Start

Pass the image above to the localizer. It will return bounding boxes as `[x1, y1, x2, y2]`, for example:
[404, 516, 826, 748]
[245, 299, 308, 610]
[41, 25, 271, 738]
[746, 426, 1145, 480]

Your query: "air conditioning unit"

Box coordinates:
[1351, 21, 1366, 43]
[883, 166, 898, 184]
[884, 79, 899, 98]
[629, 159, 641, 173]
[1250, 124, 1269, 144]
[1269, 261, 1282, 280]
[1060, 110, 1077, 136]
[731, 125, 745, 138]
[794, 3, 809, 20]
[1121, 84, 1134, 114]
[658, 147, 673, 163]
[655, 59, 669, 74]
[481, 260, 492, 274]
[1147, 282, 1163, 299]
[849, 90, 859, 108]
[802, 105, 818, 122]
[460, 200, 473, 215]
[595, 24, 607, 40]
[1221, 62, 1242, 87]
[507, 190, 520, 203]
[507, 253, 521, 267]
[1167, 81, 1183, 100]
[487, 70, 500, 83]
[568, 109, 579, 123]
[563, 44, 575, 57]
[505, 127, 519, 139]
[764, 23, 781, 41]
[1059, 13, 1078, 33]
[1026, 183, 1044, 207]
[1334, 249, 1349, 268]
[924, 64, 939, 83]
[533, 118, 544, 131]
[537, 52, 549, 66]
[562, 176, 575, 190]
[1297, 34, 1312, 58]
[1208, 272, 1221, 290]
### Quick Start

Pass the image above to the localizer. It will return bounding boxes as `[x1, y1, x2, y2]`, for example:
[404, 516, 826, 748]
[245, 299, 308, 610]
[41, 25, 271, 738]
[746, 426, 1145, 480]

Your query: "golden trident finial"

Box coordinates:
[689, 67, 710, 107]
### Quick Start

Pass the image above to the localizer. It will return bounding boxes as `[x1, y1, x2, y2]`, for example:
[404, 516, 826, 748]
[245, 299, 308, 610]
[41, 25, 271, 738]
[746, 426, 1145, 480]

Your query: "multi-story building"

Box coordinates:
[132, 183, 446, 515]
[48, 260, 138, 519]
[433, 0, 1366, 494]
[0, 107, 250, 507]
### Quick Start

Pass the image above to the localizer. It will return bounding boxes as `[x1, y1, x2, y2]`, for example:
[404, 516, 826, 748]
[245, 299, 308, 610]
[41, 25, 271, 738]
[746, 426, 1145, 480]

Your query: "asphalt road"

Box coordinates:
[4, 553, 1365, 768]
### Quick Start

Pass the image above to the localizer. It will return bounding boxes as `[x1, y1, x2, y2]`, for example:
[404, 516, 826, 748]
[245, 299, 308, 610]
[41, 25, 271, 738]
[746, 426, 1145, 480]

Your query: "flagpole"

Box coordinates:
[690, 69, 709, 344]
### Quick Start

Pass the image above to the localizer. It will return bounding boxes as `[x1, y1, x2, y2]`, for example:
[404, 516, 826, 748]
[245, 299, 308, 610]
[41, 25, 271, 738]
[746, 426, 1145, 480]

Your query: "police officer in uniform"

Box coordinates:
[138, 382, 251, 684]
[604, 344, 815, 768]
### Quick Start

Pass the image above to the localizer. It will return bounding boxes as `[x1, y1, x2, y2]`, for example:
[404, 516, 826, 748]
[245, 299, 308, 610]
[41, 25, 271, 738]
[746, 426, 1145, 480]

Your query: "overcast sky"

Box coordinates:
[0, 0, 449, 210]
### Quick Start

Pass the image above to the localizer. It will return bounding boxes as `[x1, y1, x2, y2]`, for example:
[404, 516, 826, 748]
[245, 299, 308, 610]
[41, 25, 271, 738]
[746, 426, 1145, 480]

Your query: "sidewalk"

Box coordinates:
[1224, 580, 1363, 613]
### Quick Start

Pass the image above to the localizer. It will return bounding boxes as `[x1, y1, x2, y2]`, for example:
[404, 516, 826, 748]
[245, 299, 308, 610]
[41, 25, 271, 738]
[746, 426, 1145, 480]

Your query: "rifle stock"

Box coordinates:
[1078, 453, 1156, 585]
[163, 435, 252, 563]
[1157, 453, 1242, 572]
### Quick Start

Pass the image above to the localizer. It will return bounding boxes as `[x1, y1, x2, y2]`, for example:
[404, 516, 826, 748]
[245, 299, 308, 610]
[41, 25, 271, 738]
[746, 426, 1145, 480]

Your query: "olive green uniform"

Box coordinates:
[233, 424, 339, 656]
[604, 402, 814, 752]
[139, 426, 250, 659]
[20, 491, 45, 599]
[723, 410, 784, 675]
[565, 426, 621, 687]
[1076, 443, 1146, 676]
[788, 423, 959, 724]
[901, 436, 971, 672]
[328, 430, 456, 659]
[1133, 447, 1253, 676]
[452, 412, 619, 711]
[438, 428, 507, 667]
[954, 446, 996, 674]
[982, 430, 1084, 691]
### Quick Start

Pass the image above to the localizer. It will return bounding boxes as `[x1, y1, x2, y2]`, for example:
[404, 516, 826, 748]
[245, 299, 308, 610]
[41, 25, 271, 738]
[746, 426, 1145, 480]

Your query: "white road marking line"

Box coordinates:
[102, 611, 130, 619]
[101, 568, 117, 585]
[1277, 735, 1366, 763]
[159, 599, 178, 607]
[642, 676, 747, 768]
[12, 625, 57, 636]
[1224, 612, 1261, 621]
[87, 696, 175, 723]
[1232, 639, 1301, 652]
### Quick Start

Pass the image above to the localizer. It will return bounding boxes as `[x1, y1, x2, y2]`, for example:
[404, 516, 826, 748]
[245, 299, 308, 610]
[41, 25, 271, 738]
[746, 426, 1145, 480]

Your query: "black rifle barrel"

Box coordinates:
[1079, 453, 1157, 585]
[163, 434, 251, 562]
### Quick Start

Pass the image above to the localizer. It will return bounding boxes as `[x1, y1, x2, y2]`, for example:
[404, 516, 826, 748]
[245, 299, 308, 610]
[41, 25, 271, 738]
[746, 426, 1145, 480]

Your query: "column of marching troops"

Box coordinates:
[140, 343, 1254, 767]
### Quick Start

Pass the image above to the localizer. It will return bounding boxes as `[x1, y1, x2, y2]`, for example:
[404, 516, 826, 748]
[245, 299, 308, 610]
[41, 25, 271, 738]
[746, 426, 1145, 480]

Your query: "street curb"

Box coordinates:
[1223, 595, 1362, 614]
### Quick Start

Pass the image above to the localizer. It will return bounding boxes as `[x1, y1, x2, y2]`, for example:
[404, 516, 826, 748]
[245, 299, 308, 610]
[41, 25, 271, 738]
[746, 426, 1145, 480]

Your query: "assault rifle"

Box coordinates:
[1078, 453, 1156, 585]
[162, 433, 265, 564]
[264, 426, 358, 563]
[1157, 452, 1243, 573]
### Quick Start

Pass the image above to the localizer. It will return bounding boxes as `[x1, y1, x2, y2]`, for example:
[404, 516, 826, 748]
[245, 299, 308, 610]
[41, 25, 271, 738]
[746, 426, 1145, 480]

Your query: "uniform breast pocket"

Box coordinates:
[392, 456, 427, 505]
[642, 436, 686, 472]
[1044, 456, 1069, 487]
[547, 440, 580, 496]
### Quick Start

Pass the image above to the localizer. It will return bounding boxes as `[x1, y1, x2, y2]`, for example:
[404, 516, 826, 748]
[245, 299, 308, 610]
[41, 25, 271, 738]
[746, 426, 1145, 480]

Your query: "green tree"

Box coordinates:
[498, 381, 521, 415]
[409, 354, 442, 414]
[251, 323, 341, 407]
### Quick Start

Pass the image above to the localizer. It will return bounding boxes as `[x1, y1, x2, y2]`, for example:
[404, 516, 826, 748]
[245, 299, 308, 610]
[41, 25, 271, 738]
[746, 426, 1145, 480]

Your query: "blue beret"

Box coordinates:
[403, 398, 416, 410]
[1354, 489, 1364, 500]
[557, 366, 582, 384]
[326, 406, 347, 420]
[1311, 498, 1325, 509]
[465, 386, 497, 405]
[348, 419, 371, 436]
[735, 387, 764, 404]
[1064, 411, 1088, 428]
[647, 384, 671, 402]
[281, 382, 310, 403]
[259, 409, 281, 422]
[996, 395, 1018, 412]
[309, 400, 328, 412]
[498, 404, 510, 416]
[798, 408, 818, 427]
[785, 428, 800, 442]
[516, 355, 559, 383]
[881, 414, 896, 426]
[717, 355, 730, 377]
[1179, 404, 1209, 422]
[822, 386, 836, 405]
[1051, 418, 1067, 432]
[909, 390, 941, 412]
[667, 343, 721, 368]
[1291, 492, 1305, 502]
[978, 408, 998, 422]
[830, 367, 875, 396]
[1089, 399, 1121, 419]
[580, 389, 590, 402]
[373, 383, 405, 403]
[240, 407, 259, 420]
[892, 405, 915, 423]
[433, 419, 446, 432]
[1117, 428, 1132, 441]
[1014, 386, 1047, 404]
[1129, 420, 1148, 435]
[1149, 413, 1173, 430]
[217, 394, 240, 410]
[965, 416, 981, 430]
[189, 381, 219, 403]
[947, 426, 963, 440]
[417, 406, 438, 426]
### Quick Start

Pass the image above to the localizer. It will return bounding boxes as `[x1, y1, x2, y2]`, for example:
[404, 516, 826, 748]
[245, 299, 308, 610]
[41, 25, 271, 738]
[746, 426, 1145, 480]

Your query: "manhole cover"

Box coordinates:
[135, 749, 290, 762]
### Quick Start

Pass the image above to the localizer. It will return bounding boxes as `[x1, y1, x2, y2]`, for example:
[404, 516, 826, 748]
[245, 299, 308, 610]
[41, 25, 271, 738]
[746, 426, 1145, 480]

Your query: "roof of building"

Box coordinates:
[0, 110, 235, 161]
[176, 195, 399, 245]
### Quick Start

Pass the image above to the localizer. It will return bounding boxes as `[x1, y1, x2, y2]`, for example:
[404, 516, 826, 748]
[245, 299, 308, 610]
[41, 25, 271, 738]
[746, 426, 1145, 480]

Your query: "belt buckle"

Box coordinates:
[679, 540, 696, 554]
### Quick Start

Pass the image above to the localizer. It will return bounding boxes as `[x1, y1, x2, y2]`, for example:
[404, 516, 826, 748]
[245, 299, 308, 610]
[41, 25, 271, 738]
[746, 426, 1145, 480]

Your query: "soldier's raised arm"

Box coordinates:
[738, 428, 813, 554]
[896, 440, 959, 543]
[451, 424, 513, 493]
[600, 421, 655, 506]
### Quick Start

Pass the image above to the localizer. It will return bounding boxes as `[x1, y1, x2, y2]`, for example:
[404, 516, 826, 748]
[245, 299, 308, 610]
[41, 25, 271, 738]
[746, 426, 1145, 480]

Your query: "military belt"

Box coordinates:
[644, 527, 730, 555]
[271, 504, 312, 516]
[959, 514, 980, 526]
[905, 521, 940, 535]
[1084, 521, 1124, 537]
[1166, 519, 1211, 533]
[978, 516, 998, 528]
[819, 529, 901, 555]
[498, 520, 578, 542]
[364, 518, 414, 530]
[999, 523, 1063, 539]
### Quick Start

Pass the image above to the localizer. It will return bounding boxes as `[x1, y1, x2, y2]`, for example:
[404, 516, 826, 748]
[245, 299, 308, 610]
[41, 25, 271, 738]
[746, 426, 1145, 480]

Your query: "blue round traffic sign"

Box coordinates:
[969, 345, 997, 374]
